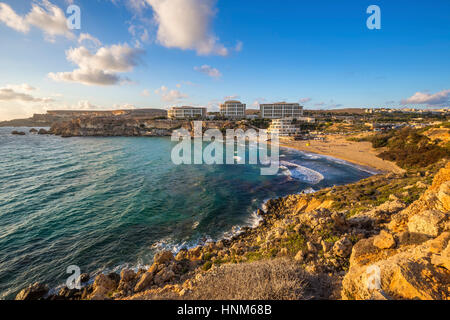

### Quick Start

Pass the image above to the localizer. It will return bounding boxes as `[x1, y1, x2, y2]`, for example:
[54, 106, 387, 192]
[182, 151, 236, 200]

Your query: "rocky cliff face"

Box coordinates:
[342, 162, 449, 300]
[49, 117, 251, 137]
[49, 118, 188, 137]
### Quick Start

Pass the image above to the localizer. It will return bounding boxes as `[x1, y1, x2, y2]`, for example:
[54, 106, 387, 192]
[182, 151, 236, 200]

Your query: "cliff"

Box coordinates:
[15, 160, 449, 300]
[49, 117, 253, 137]
[341, 162, 449, 300]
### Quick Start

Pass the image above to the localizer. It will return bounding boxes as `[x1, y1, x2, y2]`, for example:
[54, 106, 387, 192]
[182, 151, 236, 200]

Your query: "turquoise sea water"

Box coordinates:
[0, 127, 373, 299]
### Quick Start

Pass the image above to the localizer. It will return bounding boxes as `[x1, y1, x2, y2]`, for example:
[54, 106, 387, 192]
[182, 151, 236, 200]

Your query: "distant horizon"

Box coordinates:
[0, 104, 447, 121]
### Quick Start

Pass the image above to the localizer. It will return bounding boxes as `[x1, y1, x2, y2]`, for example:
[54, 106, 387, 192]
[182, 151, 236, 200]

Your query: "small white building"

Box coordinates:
[220, 100, 246, 118]
[168, 106, 207, 119]
[267, 118, 300, 137]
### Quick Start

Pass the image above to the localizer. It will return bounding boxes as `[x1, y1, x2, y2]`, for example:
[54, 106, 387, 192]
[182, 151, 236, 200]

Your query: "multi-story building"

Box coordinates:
[266, 118, 300, 137]
[220, 100, 246, 118]
[260, 102, 303, 119]
[168, 106, 207, 119]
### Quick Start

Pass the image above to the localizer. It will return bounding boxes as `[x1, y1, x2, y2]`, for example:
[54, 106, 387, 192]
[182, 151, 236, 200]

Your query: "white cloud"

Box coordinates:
[48, 44, 143, 86]
[299, 97, 311, 104]
[194, 65, 222, 78]
[5, 83, 36, 92]
[252, 98, 267, 107]
[401, 89, 450, 106]
[141, 89, 151, 96]
[146, 0, 229, 56]
[57, 100, 137, 111]
[0, 3, 30, 33]
[224, 95, 240, 101]
[78, 33, 102, 48]
[0, 1, 75, 42]
[0, 86, 52, 103]
[154, 85, 188, 102]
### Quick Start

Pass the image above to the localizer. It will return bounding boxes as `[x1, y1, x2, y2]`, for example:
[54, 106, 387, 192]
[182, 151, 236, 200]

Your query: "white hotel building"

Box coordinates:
[266, 118, 300, 137]
[260, 102, 303, 119]
[220, 100, 246, 119]
[168, 106, 207, 119]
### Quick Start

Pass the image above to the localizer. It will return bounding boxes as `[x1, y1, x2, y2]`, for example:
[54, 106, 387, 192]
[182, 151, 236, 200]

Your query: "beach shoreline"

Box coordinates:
[276, 134, 405, 174]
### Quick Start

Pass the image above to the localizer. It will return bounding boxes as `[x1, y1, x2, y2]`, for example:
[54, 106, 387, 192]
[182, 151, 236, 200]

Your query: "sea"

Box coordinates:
[0, 127, 374, 299]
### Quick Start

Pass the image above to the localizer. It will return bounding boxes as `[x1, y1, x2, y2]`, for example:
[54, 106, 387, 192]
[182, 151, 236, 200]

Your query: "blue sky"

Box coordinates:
[0, 0, 449, 120]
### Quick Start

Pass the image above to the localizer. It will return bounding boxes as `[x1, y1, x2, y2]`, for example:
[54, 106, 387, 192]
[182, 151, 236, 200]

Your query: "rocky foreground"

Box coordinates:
[16, 160, 449, 300]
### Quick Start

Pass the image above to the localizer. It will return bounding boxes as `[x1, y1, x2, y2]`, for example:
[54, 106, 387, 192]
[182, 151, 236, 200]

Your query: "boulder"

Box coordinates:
[333, 237, 352, 258]
[373, 230, 396, 249]
[38, 128, 49, 135]
[89, 273, 118, 300]
[154, 250, 174, 265]
[15, 283, 49, 300]
[342, 232, 450, 300]
[29, 128, 38, 133]
[408, 210, 445, 237]
[154, 268, 175, 286]
[11, 131, 26, 135]
[134, 272, 154, 293]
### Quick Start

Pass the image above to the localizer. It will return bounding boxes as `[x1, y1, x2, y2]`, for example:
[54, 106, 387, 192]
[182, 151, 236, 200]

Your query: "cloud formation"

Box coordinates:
[146, 0, 229, 56]
[78, 33, 102, 48]
[401, 89, 450, 106]
[299, 97, 312, 104]
[154, 85, 188, 102]
[0, 87, 53, 103]
[0, 1, 74, 42]
[194, 65, 222, 78]
[48, 44, 143, 86]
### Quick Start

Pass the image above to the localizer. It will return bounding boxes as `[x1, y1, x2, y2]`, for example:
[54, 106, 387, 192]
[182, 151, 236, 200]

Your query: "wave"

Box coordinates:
[280, 146, 380, 175]
[279, 160, 324, 184]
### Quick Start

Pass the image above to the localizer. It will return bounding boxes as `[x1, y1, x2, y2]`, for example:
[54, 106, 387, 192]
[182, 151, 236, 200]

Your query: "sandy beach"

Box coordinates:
[278, 134, 405, 174]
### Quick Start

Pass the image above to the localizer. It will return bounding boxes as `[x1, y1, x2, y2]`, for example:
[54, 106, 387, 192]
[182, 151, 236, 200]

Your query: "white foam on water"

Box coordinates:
[280, 160, 324, 184]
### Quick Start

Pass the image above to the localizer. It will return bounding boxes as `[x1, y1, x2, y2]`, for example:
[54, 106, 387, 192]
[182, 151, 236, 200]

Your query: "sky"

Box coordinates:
[0, 0, 449, 120]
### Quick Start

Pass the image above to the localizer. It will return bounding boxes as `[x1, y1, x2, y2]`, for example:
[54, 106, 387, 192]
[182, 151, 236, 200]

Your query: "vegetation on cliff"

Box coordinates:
[364, 127, 450, 169]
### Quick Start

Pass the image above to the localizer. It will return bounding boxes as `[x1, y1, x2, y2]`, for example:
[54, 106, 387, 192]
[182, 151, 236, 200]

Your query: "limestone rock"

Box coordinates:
[15, 283, 48, 300]
[408, 210, 445, 237]
[154, 268, 175, 286]
[333, 237, 352, 258]
[154, 250, 174, 265]
[294, 249, 306, 262]
[134, 272, 154, 293]
[437, 181, 450, 212]
[89, 273, 118, 300]
[373, 230, 396, 249]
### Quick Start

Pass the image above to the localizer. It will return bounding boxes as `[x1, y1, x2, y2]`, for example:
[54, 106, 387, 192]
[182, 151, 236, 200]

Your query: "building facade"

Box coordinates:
[168, 106, 207, 119]
[220, 100, 246, 118]
[260, 102, 303, 119]
[266, 118, 300, 137]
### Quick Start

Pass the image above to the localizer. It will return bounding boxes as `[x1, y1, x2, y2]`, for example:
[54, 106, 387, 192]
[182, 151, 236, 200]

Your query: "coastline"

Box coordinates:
[276, 135, 405, 174]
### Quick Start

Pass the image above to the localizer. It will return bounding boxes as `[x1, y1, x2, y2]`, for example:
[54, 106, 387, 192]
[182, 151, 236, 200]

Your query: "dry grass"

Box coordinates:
[183, 259, 307, 300]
